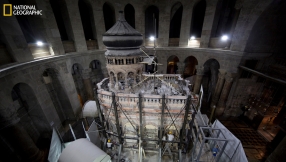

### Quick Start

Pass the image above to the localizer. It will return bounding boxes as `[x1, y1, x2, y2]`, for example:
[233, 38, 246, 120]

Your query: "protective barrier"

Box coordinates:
[211, 120, 248, 162]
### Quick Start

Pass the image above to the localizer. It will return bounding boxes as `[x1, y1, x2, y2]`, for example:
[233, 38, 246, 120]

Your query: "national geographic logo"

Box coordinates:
[3, 4, 12, 16]
[3, 4, 42, 16]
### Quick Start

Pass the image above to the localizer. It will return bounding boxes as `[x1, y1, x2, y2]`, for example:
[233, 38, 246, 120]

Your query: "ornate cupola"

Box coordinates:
[103, 11, 144, 92]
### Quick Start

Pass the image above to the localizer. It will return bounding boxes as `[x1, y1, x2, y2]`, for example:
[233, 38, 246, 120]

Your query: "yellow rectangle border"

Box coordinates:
[3, 4, 12, 16]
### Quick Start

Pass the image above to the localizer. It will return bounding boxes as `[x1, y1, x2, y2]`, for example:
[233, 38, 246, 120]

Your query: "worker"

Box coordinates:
[212, 145, 219, 157]
[107, 139, 112, 148]
[167, 131, 174, 141]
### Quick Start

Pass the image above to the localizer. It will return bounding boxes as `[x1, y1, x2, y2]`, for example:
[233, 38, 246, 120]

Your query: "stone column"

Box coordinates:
[125, 74, 129, 89]
[134, 3, 145, 45]
[91, 1, 106, 50]
[179, 2, 195, 47]
[34, 0, 65, 55]
[1, 123, 44, 161]
[266, 135, 286, 162]
[81, 69, 93, 100]
[158, 4, 170, 47]
[115, 75, 119, 90]
[0, 0, 33, 62]
[211, 69, 226, 107]
[0, 110, 43, 161]
[64, 0, 87, 52]
[110, 74, 114, 87]
[200, 0, 219, 48]
[193, 67, 204, 94]
[216, 73, 235, 116]
[133, 74, 137, 86]
[176, 62, 185, 75]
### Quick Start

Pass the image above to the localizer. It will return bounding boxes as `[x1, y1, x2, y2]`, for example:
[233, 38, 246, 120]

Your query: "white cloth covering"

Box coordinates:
[58, 138, 111, 162]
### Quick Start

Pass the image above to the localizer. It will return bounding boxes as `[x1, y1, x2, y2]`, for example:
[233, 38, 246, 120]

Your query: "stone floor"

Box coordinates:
[220, 118, 271, 162]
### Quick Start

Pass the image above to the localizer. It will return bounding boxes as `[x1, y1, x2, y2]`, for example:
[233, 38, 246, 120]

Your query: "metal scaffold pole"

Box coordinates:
[112, 92, 123, 162]
[94, 88, 103, 124]
[139, 93, 143, 162]
[179, 95, 191, 162]
[159, 94, 165, 162]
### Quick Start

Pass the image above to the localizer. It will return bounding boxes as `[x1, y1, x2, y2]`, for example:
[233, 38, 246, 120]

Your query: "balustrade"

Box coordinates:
[97, 89, 197, 110]
[106, 57, 141, 65]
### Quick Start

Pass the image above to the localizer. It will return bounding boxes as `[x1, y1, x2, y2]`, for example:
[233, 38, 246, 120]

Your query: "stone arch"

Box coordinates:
[89, 60, 104, 86]
[167, 55, 179, 74]
[11, 83, 51, 145]
[117, 72, 125, 82]
[38, 63, 61, 79]
[42, 68, 75, 122]
[123, 122, 137, 134]
[103, 2, 116, 31]
[72, 63, 83, 75]
[183, 56, 198, 78]
[89, 60, 101, 70]
[127, 71, 136, 87]
[143, 123, 158, 139]
[114, 69, 126, 76]
[190, 0, 206, 38]
[201, 59, 220, 112]
[145, 5, 159, 38]
[109, 71, 116, 87]
[124, 4, 135, 28]
[71, 63, 87, 105]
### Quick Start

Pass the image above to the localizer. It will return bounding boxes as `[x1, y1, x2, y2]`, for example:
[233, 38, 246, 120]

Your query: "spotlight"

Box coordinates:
[36, 41, 43, 46]
[190, 36, 195, 40]
[149, 36, 155, 41]
[221, 35, 229, 41]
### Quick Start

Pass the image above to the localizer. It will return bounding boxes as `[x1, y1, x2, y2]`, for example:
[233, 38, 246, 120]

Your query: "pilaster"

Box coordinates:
[193, 66, 204, 94]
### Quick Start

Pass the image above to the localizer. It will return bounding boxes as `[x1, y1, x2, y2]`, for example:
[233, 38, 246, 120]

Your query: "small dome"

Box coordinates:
[103, 11, 143, 49]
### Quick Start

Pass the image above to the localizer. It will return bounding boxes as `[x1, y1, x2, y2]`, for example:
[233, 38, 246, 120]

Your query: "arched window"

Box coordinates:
[145, 6, 159, 38]
[124, 4, 135, 28]
[167, 55, 179, 74]
[202, 59, 220, 106]
[103, 2, 116, 31]
[190, 0, 206, 38]
[183, 56, 198, 78]
[169, 2, 183, 38]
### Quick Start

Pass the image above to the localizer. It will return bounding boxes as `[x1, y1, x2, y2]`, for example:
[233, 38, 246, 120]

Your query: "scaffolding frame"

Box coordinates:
[94, 88, 195, 162]
[191, 127, 230, 162]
